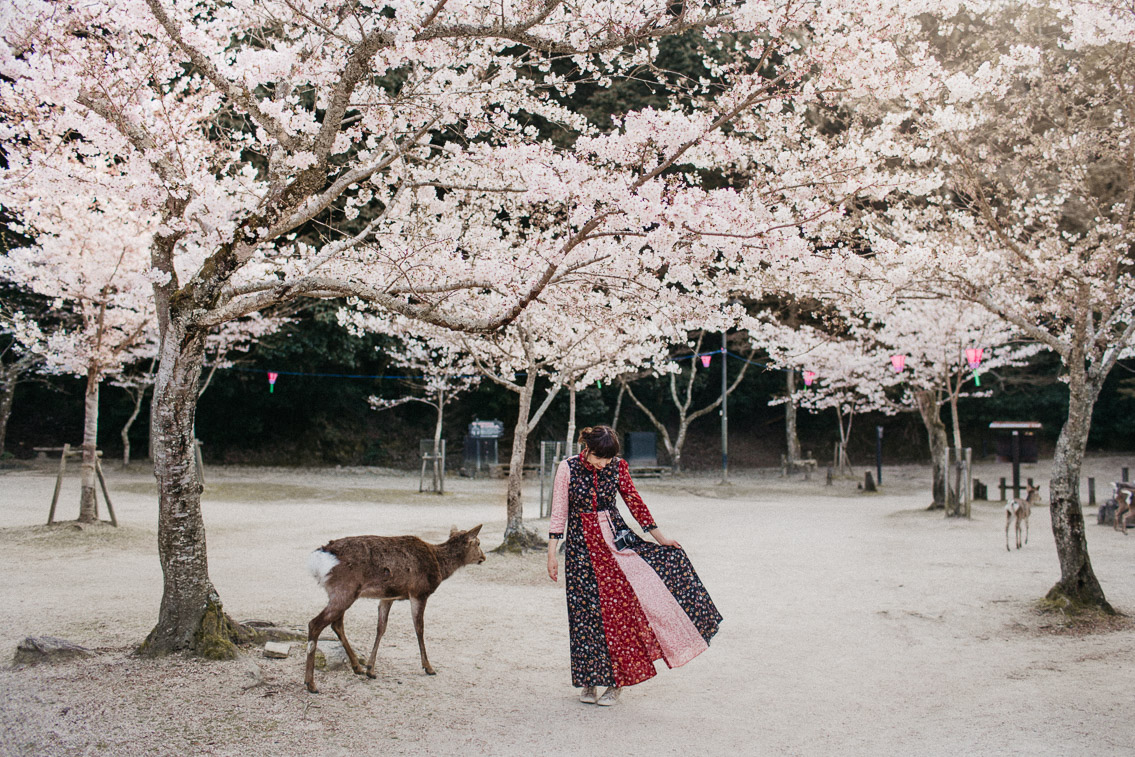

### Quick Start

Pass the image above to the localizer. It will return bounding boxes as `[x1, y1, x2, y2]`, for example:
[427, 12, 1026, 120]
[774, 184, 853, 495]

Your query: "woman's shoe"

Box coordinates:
[579, 686, 598, 704]
[596, 686, 621, 706]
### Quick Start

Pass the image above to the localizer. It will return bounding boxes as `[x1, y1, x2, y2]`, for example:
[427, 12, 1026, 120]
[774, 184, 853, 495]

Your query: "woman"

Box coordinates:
[546, 425, 721, 706]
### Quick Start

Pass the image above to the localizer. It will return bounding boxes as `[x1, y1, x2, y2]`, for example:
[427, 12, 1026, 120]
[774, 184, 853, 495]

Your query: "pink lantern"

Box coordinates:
[802, 370, 816, 387]
[965, 347, 984, 369]
[700, 354, 712, 368]
[267, 371, 279, 394]
[890, 354, 907, 373]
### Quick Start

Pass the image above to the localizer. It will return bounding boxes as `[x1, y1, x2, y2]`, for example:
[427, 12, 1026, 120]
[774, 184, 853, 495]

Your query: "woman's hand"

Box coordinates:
[547, 543, 559, 582]
[651, 529, 681, 549]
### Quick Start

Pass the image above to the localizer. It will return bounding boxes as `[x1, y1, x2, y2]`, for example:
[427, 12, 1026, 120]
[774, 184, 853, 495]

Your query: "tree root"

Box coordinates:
[1041, 583, 1117, 618]
[492, 525, 546, 554]
[138, 590, 248, 660]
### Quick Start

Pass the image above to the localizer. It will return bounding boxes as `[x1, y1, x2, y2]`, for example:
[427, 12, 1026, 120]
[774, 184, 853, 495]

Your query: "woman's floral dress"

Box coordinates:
[549, 453, 722, 688]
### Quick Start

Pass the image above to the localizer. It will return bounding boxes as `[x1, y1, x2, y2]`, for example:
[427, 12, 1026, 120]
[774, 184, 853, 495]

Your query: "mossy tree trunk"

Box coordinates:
[141, 320, 241, 657]
[1046, 372, 1112, 613]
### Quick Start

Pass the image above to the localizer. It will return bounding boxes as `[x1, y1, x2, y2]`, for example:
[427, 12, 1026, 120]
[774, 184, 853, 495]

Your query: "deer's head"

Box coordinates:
[450, 525, 486, 565]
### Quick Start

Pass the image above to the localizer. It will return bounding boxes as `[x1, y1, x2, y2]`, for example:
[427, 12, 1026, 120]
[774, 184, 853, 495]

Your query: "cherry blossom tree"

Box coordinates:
[620, 329, 756, 474]
[0, 304, 44, 457]
[354, 285, 688, 549]
[336, 318, 481, 463]
[0, 0, 918, 655]
[747, 299, 1037, 503]
[0, 163, 158, 522]
[747, 319, 895, 477]
[852, 0, 1135, 610]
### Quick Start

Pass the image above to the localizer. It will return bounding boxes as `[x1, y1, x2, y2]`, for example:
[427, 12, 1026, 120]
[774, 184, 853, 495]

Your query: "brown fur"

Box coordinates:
[304, 525, 485, 693]
[1114, 488, 1135, 534]
[1006, 485, 1040, 551]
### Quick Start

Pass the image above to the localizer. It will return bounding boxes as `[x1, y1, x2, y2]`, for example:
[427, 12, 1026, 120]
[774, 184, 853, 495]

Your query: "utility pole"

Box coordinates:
[721, 331, 728, 485]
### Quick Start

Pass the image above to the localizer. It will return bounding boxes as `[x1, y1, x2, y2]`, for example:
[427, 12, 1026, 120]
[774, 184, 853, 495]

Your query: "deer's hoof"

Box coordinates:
[305, 682, 319, 694]
[366, 669, 376, 679]
[424, 667, 436, 676]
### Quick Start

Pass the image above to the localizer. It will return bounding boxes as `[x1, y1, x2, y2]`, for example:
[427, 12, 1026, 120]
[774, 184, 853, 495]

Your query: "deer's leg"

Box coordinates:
[305, 590, 357, 694]
[410, 595, 435, 675]
[1023, 514, 1029, 546]
[366, 599, 394, 678]
[1006, 509, 1012, 552]
[331, 617, 365, 675]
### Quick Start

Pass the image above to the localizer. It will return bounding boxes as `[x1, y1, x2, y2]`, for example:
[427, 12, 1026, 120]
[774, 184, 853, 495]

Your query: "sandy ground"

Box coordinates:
[1, 455, 1134, 756]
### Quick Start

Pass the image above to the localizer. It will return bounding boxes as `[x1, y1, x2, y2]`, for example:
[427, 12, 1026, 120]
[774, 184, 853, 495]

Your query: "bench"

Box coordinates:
[34, 446, 101, 461]
[629, 465, 668, 478]
[781, 455, 819, 479]
[488, 463, 540, 479]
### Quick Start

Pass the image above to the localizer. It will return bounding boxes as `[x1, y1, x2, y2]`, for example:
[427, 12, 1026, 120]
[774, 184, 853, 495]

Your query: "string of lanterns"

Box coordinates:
[259, 346, 989, 393]
[798, 347, 985, 389]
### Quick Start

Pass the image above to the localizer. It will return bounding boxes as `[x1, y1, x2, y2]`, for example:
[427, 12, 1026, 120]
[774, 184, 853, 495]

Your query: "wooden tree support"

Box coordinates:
[44, 443, 118, 527]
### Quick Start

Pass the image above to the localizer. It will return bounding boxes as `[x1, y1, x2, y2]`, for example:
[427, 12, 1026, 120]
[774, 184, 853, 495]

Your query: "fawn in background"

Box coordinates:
[304, 525, 485, 693]
[1006, 484, 1040, 551]
[1113, 488, 1135, 534]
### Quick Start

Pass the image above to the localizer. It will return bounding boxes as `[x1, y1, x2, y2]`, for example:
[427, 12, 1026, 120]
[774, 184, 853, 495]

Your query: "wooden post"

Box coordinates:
[95, 457, 118, 527]
[438, 439, 445, 496]
[47, 443, 69, 525]
[864, 471, 876, 492]
[953, 458, 964, 518]
[1088, 478, 1096, 506]
[539, 441, 547, 516]
[1011, 431, 1021, 499]
[1124, 467, 1130, 483]
[963, 448, 973, 517]
[999, 477, 1007, 502]
[825, 467, 833, 486]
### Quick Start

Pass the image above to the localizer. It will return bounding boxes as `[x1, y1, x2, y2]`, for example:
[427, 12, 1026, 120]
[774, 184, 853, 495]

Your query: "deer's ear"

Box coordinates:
[467, 524, 483, 538]
[450, 526, 460, 538]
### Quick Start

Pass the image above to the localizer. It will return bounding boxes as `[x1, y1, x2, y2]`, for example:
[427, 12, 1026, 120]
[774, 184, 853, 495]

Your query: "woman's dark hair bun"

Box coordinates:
[577, 425, 620, 459]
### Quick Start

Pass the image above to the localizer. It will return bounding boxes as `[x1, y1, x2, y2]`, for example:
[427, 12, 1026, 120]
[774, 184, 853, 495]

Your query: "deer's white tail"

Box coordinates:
[307, 549, 340, 588]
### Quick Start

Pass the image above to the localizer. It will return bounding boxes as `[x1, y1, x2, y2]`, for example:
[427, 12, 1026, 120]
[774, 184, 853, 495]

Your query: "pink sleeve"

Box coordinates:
[617, 458, 657, 531]
[548, 460, 570, 538]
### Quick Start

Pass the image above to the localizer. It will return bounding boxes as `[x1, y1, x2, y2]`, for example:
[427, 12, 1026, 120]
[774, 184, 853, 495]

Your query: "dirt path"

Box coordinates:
[1, 457, 1133, 756]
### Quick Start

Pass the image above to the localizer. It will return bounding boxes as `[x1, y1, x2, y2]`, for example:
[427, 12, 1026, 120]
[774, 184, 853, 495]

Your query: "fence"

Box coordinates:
[539, 441, 579, 518]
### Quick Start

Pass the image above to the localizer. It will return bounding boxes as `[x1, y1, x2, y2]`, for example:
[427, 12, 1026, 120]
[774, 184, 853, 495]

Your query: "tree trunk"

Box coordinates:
[140, 322, 241, 658]
[671, 418, 688, 475]
[121, 384, 148, 467]
[433, 388, 445, 451]
[786, 370, 801, 466]
[915, 389, 948, 510]
[1046, 377, 1112, 613]
[949, 389, 962, 451]
[78, 368, 101, 523]
[0, 365, 16, 457]
[496, 372, 543, 553]
[611, 382, 625, 432]
[566, 384, 576, 451]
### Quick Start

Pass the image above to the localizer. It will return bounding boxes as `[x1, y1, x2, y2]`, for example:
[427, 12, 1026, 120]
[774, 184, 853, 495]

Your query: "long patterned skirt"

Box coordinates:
[563, 508, 722, 688]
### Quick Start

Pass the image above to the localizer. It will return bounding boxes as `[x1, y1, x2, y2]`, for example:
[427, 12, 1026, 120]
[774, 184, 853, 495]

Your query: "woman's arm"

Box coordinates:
[616, 459, 681, 548]
[547, 460, 569, 581]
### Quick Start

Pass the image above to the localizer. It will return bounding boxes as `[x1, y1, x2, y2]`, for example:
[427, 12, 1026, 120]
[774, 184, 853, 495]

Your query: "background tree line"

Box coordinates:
[6, 301, 1135, 469]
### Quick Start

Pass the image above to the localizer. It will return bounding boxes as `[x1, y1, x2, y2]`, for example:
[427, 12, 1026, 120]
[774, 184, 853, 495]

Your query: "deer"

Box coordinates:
[1113, 487, 1135, 534]
[1005, 484, 1040, 551]
[304, 525, 485, 694]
